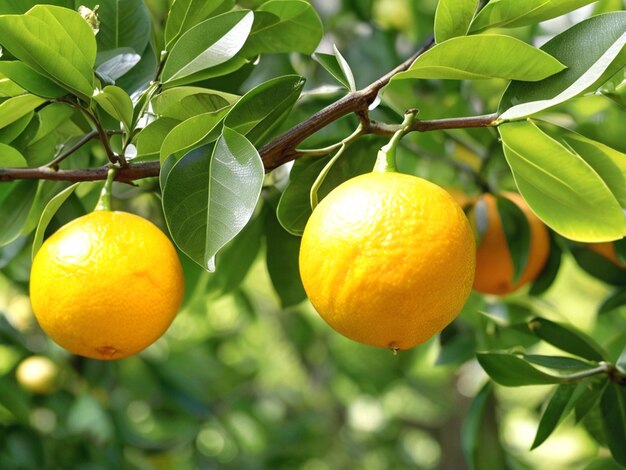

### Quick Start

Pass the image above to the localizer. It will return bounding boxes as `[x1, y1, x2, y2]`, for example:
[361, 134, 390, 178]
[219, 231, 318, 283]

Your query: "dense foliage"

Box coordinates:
[0, 0, 625, 468]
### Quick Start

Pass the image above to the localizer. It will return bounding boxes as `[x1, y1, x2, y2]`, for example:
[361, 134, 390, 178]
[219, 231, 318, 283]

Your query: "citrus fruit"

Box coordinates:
[30, 211, 184, 360]
[472, 193, 550, 295]
[16, 356, 59, 394]
[587, 242, 626, 268]
[299, 171, 476, 350]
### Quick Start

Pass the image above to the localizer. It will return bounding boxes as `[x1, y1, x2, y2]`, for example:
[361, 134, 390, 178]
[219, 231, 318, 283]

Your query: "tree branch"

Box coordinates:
[0, 36, 503, 184]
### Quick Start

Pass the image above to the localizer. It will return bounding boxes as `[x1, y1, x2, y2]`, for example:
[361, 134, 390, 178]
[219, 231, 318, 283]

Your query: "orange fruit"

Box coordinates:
[30, 211, 184, 360]
[16, 355, 59, 394]
[472, 193, 550, 295]
[299, 171, 476, 350]
[587, 242, 626, 268]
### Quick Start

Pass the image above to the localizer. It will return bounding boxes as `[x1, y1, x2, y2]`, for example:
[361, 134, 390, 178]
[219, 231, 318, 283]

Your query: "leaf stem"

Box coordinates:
[310, 143, 347, 210]
[95, 167, 118, 211]
[374, 110, 418, 172]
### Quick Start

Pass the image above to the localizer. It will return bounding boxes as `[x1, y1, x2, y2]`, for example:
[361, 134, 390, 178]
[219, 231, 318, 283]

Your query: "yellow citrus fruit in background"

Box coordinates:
[16, 355, 59, 394]
[587, 242, 626, 268]
[472, 193, 550, 296]
[299, 172, 476, 350]
[30, 211, 184, 360]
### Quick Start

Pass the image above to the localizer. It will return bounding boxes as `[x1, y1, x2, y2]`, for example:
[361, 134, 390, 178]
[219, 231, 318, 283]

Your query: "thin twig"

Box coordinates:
[45, 130, 123, 169]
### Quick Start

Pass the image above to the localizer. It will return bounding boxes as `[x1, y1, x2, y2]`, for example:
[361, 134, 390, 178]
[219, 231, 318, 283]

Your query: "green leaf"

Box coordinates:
[0, 181, 38, 247]
[572, 245, 626, 287]
[133, 117, 181, 162]
[434, 0, 478, 43]
[114, 43, 158, 95]
[393, 35, 565, 82]
[93, 85, 133, 131]
[0, 76, 26, 97]
[314, 45, 357, 91]
[575, 379, 608, 423]
[165, 0, 235, 49]
[471, 0, 597, 32]
[461, 383, 511, 470]
[477, 352, 565, 386]
[599, 289, 626, 315]
[563, 133, 626, 209]
[529, 233, 562, 296]
[224, 75, 305, 147]
[523, 355, 597, 372]
[0, 144, 27, 168]
[0, 112, 33, 144]
[207, 211, 263, 294]
[95, 48, 141, 84]
[0, 94, 47, 130]
[496, 195, 530, 283]
[239, 0, 323, 57]
[81, 0, 151, 55]
[162, 127, 264, 271]
[161, 11, 254, 84]
[160, 107, 230, 163]
[0, 379, 30, 424]
[500, 121, 626, 242]
[524, 317, 605, 362]
[500, 12, 626, 119]
[600, 383, 626, 466]
[31, 182, 79, 258]
[265, 204, 307, 308]
[0, 5, 96, 100]
[152, 87, 238, 120]
[532, 383, 578, 449]
[0, 61, 67, 98]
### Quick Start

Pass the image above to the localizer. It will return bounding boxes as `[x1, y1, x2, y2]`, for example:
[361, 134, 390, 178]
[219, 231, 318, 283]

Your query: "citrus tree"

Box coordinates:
[0, 0, 625, 468]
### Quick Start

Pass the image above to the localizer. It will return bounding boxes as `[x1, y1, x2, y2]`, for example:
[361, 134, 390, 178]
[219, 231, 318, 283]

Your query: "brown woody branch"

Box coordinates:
[0, 37, 501, 183]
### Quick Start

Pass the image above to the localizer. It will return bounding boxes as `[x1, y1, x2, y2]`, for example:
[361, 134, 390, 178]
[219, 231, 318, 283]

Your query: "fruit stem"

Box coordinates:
[374, 109, 418, 173]
[95, 166, 117, 211]
[310, 143, 348, 209]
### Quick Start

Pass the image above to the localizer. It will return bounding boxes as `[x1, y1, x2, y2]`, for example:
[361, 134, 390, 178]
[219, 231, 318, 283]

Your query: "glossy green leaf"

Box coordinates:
[160, 56, 250, 90]
[0, 1, 73, 14]
[0, 61, 67, 98]
[239, 0, 323, 56]
[81, 0, 151, 55]
[165, 0, 235, 49]
[0, 144, 27, 168]
[161, 11, 254, 84]
[0, 76, 26, 97]
[461, 383, 510, 470]
[225, 75, 305, 146]
[600, 383, 626, 466]
[393, 35, 565, 81]
[500, 13, 626, 119]
[160, 108, 230, 163]
[0, 112, 33, 144]
[0, 5, 96, 100]
[95, 48, 141, 84]
[500, 121, 626, 242]
[314, 45, 356, 91]
[524, 317, 605, 361]
[532, 383, 578, 449]
[115, 43, 158, 96]
[523, 355, 597, 372]
[0, 180, 38, 247]
[133, 118, 181, 162]
[563, 133, 626, 209]
[571, 245, 626, 287]
[575, 379, 607, 423]
[434, 0, 477, 43]
[152, 87, 238, 120]
[477, 352, 565, 386]
[265, 205, 307, 308]
[496, 195, 530, 283]
[31, 182, 79, 258]
[162, 127, 264, 271]
[93, 86, 133, 131]
[471, 0, 597, 32]
[0, 95, 47, 130]
[599, 289, 626, 315]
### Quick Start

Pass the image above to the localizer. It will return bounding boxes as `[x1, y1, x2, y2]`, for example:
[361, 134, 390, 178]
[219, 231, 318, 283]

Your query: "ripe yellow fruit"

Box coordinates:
[472, 193, 550, 295]
[588, 242, 626, 268]
[299, 172, 476, 350]
[16, 356, 59, 394]
[30, 211, 184, 360]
